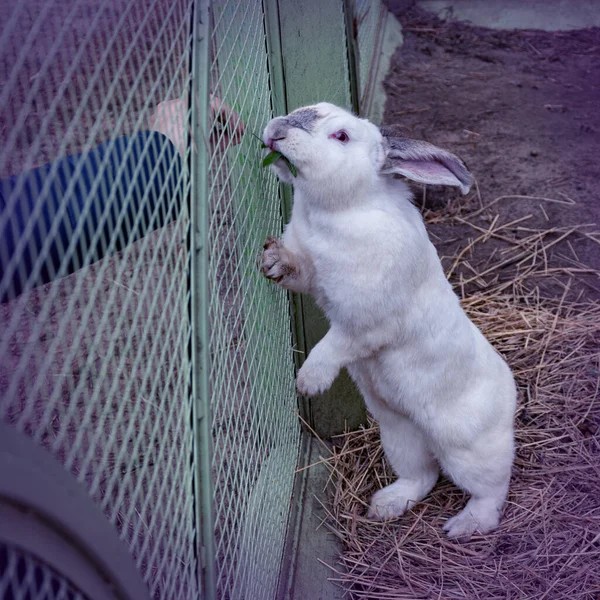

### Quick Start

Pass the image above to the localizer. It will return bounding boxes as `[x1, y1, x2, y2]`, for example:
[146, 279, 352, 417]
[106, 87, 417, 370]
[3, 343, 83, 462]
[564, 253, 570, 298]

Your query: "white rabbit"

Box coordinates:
[261, 103, 516, 539]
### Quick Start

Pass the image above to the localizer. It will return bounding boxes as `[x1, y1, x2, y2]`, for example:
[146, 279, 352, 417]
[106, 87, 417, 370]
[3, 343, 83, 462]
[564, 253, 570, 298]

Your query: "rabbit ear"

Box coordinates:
[379, 125, 473, 195]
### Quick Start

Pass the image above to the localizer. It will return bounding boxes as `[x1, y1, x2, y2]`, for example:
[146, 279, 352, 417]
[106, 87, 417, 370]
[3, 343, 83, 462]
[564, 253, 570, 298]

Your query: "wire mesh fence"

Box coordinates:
[0, 0, 387, 597]
[0, 0, 198, 597]
[0, 543, 87, 600]
[207, 1, 299, 597]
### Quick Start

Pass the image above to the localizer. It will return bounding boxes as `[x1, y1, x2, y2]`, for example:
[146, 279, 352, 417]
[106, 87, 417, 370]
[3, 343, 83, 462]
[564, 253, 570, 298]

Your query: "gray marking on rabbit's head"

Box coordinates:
[286, 108, 321, 132]
[264, 108, 322, 144]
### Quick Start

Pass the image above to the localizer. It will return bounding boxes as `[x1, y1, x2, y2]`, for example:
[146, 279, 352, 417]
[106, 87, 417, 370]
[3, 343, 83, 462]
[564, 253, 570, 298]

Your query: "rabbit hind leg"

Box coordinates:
[367, 413, 439, 520]
[439, 428, 513, 539]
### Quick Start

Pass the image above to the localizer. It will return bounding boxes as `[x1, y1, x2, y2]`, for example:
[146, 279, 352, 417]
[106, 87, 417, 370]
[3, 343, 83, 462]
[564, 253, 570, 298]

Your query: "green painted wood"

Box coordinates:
[288, 439, 346, 600]
[191, 1, 215, 597]
[277, 0, 352, 111]
[263, 0, 312, 430]
[276, 0, 367, 438]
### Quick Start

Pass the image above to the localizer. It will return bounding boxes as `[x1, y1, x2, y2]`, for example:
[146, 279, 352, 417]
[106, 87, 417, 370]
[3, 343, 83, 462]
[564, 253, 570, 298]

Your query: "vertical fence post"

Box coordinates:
[344, 0, 361, 115]
[262, 0, 311, 429]
[272, 0, 367, 438]
[190, 0, 216, 598]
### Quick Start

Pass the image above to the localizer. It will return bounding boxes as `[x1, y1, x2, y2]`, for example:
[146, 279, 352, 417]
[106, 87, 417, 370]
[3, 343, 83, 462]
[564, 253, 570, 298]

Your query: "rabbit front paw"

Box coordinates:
[261, 237, 296, 283]
[296, 358, 337, 397]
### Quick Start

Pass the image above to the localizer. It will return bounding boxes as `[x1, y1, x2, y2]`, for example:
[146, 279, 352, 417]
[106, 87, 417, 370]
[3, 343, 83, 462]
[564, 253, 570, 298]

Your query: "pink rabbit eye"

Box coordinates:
[329, 130, 349, 143]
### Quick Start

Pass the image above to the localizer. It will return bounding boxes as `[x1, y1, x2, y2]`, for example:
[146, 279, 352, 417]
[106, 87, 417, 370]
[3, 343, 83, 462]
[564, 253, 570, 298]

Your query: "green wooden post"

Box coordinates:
[190, 0, 216, 598]
[275, 0, 367, 438]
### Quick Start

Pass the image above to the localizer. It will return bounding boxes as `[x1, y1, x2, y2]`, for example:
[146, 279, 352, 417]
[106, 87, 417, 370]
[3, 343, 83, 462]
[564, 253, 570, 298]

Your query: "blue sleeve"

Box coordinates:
[0, 131, 183, 302]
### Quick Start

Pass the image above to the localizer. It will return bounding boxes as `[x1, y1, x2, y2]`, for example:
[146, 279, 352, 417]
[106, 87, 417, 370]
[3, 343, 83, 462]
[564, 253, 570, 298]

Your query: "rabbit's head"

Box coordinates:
[263, 102, 473, 203]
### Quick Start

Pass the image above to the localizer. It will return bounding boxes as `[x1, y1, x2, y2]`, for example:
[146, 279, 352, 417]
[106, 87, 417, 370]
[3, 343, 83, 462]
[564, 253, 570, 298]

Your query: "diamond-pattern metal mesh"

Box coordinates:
[0, 1, 198, 598]
[0, 0, 385, 596]
[207, 1, 300, 598]
[0, 543, 87, 600]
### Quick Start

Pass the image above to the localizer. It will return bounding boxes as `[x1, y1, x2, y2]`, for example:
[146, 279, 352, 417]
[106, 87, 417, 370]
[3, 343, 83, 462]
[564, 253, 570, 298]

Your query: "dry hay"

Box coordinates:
[308, 195, 600, 599]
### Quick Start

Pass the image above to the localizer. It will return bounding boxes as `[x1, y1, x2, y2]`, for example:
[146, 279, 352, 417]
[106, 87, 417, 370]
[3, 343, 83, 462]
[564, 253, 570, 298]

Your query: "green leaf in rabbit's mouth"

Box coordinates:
[262, 151, 297, 177]
[253, 134, 297, 177]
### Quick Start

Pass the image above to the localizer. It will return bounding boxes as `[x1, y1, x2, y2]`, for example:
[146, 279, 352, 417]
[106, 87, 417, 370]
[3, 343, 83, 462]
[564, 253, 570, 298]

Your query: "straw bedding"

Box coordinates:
[310, 198, 600, 598]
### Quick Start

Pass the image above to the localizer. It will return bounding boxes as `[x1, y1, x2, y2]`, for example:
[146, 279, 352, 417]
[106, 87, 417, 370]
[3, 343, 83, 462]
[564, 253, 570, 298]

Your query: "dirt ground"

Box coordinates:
[382, 2, 600, 302]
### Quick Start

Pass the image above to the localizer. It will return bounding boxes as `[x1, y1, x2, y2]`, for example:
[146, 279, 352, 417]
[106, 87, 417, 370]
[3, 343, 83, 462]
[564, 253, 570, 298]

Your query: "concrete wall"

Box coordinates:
[419, 0, 600, 31]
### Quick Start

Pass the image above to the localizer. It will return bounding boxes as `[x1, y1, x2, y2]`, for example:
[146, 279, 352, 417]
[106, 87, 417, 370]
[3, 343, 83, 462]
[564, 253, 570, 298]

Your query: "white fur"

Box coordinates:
[261, 103, 516, 538]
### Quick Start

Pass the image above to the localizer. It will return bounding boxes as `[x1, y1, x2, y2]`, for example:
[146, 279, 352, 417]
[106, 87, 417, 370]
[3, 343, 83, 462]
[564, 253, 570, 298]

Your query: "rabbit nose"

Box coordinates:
[265, 117, 290, 146]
